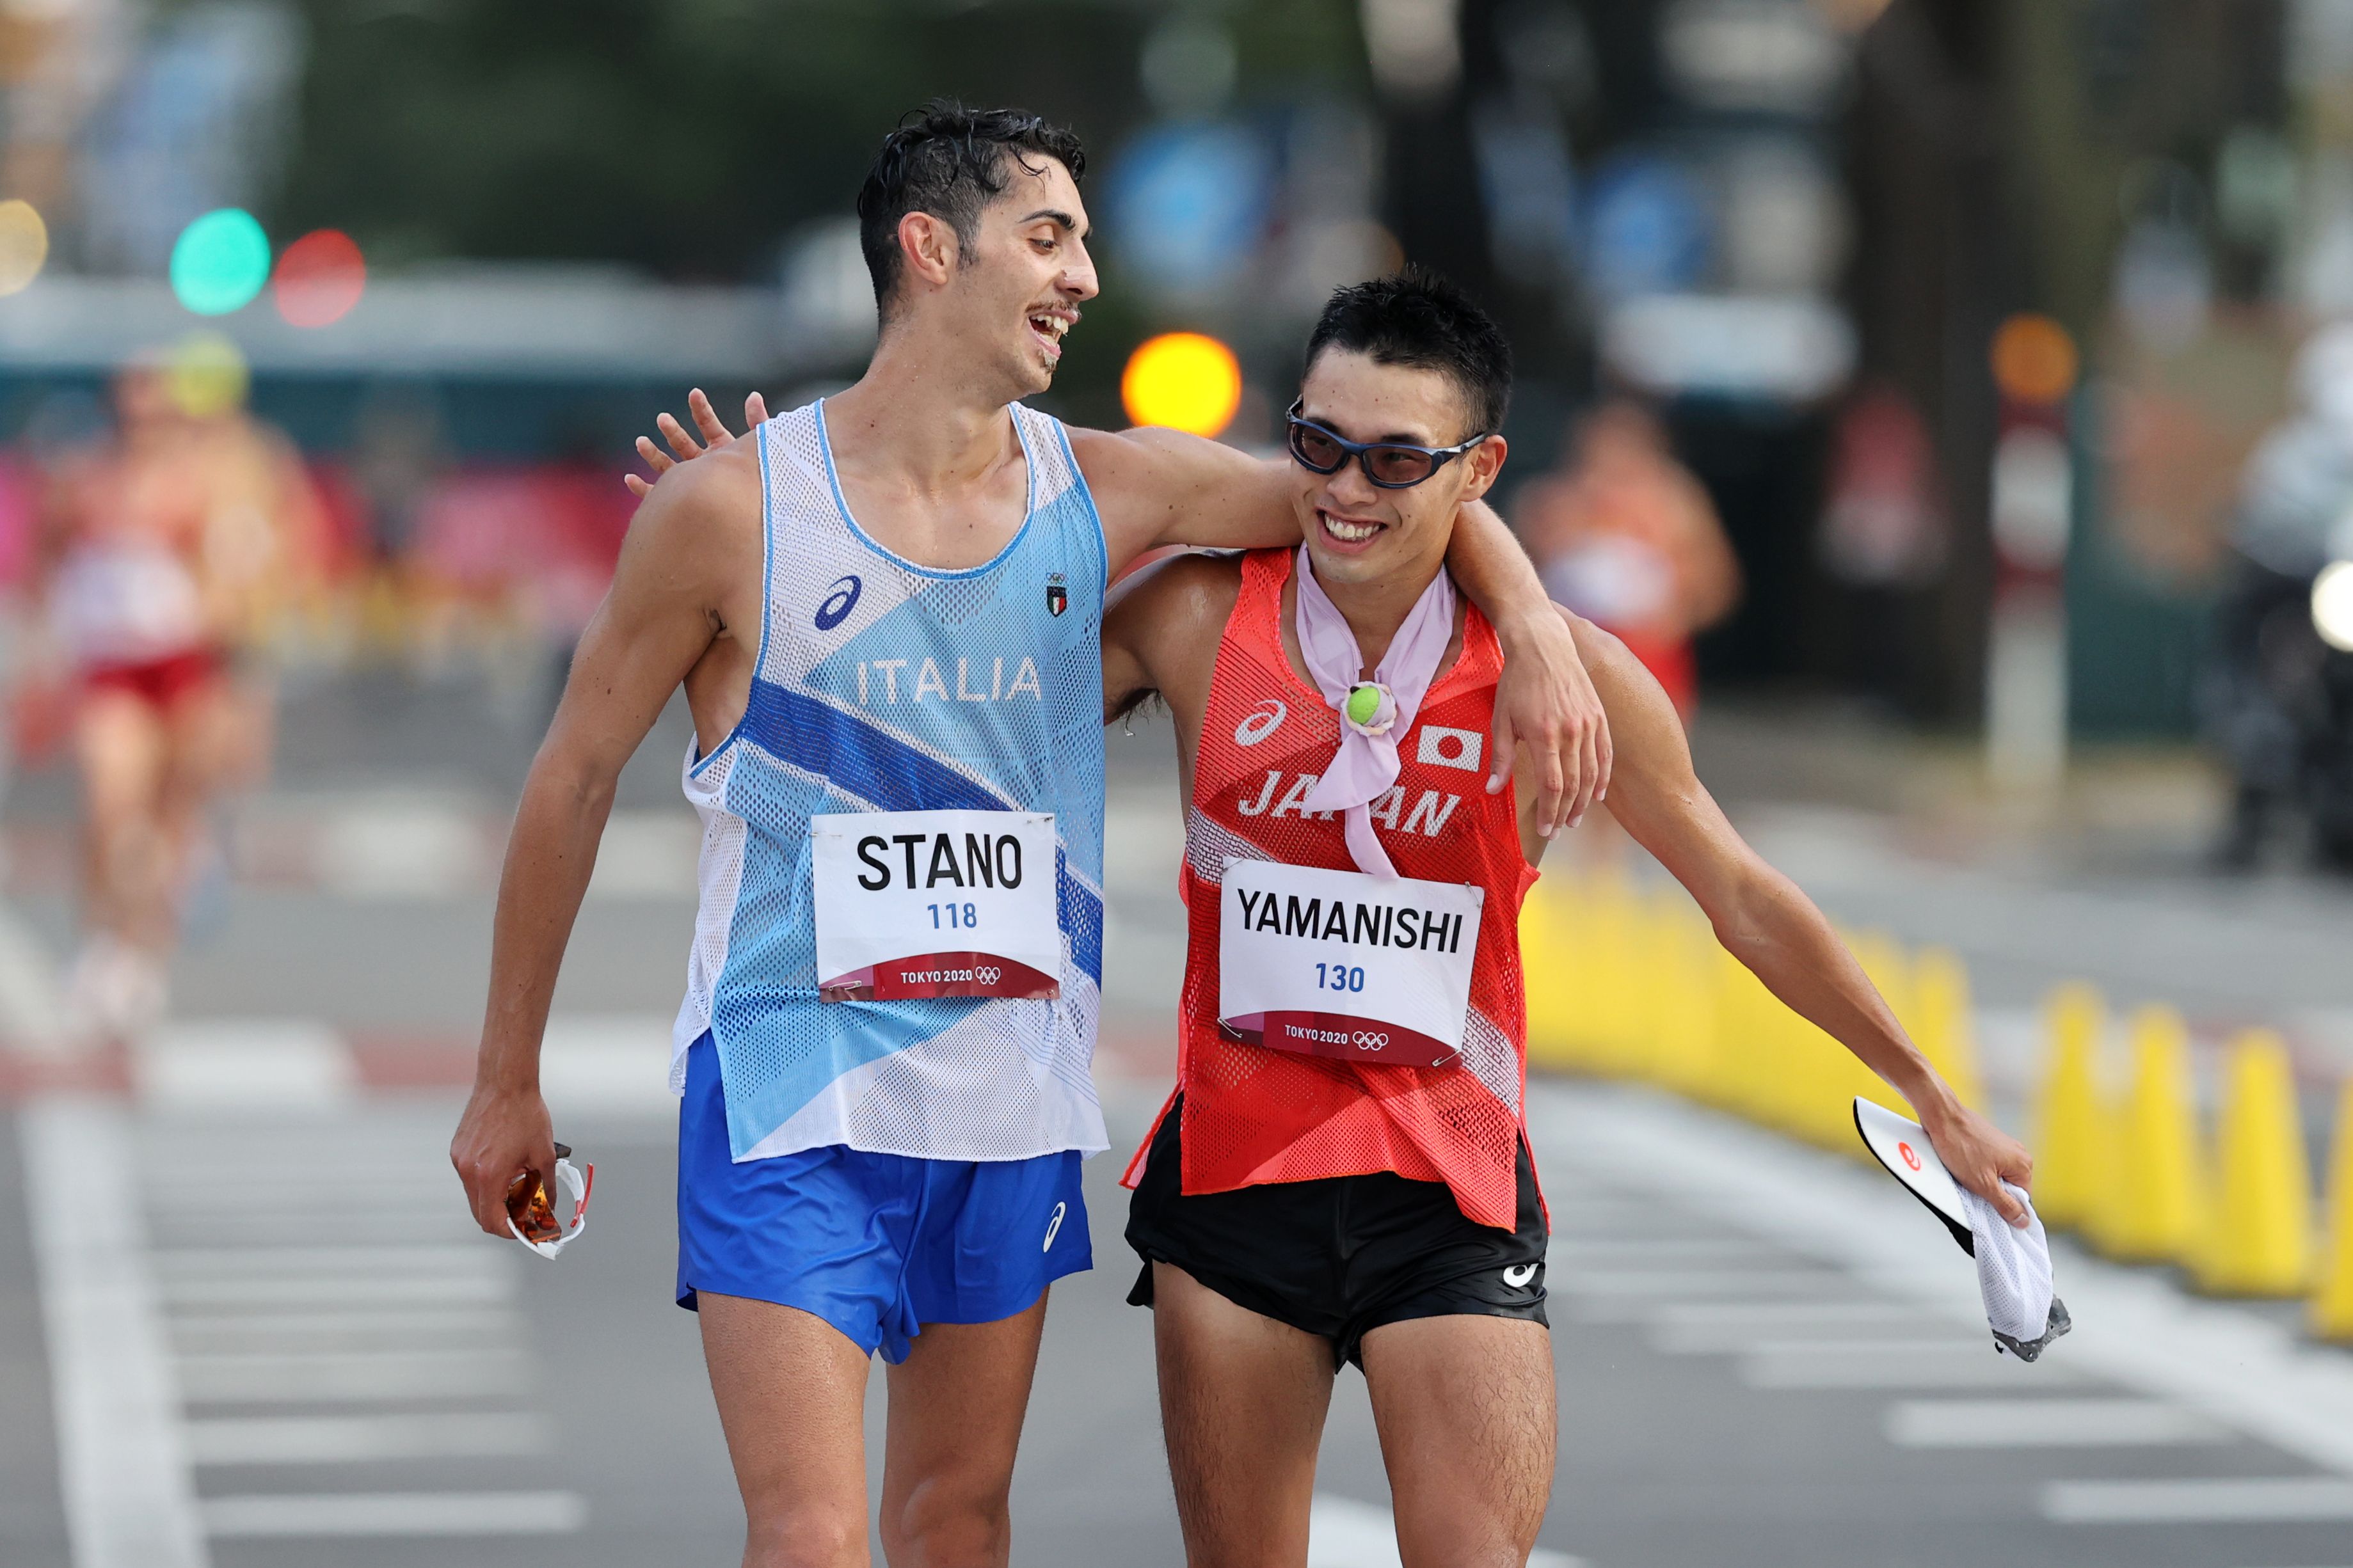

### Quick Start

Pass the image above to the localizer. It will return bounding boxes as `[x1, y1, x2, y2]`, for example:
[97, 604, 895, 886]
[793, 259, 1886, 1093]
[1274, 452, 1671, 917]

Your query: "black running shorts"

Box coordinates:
[1124, 1094, 1549, 1368]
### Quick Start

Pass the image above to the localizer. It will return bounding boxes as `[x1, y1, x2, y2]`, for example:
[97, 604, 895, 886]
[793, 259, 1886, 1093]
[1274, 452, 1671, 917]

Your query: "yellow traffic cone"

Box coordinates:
[1911, 947, 1986, 1111]
[2311, 1081, 2353, 1340]
[2098, 1004, 2207, 1264]
[2196, 1029, 2312, 1296]
[2032, 983, 2106, 1231]
[1519, 878, 1572, 1072]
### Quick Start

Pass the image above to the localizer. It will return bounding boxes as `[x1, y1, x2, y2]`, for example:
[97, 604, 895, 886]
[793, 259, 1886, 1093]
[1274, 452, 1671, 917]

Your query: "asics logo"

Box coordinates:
[1234, 699, 1286, 746]
[1353, 1031, 1389, 1051]
[976, 964, 1003, 986]
[815, 574, 862, 631]
[1503, 1263, 1538, 1288]
[1042, 1201, 1066, 1252]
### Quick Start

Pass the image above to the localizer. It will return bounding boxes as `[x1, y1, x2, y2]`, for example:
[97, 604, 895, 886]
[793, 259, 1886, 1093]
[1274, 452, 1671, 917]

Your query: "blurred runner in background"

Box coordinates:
[28, 347, 324, 1036]
[1514, 398, 1742, 718]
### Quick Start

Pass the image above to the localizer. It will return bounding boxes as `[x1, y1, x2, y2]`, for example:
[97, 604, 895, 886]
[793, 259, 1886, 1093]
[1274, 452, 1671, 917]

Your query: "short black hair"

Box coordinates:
[1302, 267, 1512, 439]
[856, 100, 1087, 324]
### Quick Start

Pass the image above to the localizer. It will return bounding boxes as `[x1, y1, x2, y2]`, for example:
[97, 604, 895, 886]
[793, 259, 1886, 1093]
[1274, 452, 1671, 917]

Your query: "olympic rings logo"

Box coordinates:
[976, 965, 1003, 986]
[1353, 1031, 1390, 1050]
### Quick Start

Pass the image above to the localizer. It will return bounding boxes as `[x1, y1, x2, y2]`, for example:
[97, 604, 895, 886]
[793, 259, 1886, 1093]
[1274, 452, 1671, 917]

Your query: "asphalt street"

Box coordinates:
[5, 681, 2353, 1567]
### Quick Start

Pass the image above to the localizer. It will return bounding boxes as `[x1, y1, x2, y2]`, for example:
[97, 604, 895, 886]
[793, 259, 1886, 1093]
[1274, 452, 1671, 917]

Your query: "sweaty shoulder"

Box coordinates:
[630, 443, 762, 566]
[1110, 548, 1245, 647]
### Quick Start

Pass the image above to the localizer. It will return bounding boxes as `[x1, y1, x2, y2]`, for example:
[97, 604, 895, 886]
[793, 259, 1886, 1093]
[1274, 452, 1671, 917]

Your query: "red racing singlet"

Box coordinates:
[1122, 548, 1541, 1229]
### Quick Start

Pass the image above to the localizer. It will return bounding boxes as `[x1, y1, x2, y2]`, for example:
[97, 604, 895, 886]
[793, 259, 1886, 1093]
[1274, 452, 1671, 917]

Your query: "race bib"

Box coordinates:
[811, 810, 1062, 1002]
[1217, 859, 1483, 1068]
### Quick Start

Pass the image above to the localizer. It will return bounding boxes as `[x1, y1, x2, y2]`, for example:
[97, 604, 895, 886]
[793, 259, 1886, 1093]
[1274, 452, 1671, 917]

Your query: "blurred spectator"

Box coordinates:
[25, 349, 326, 1035]
[1513, 398, 1741, 717]
[1819, 383, 1947, 591]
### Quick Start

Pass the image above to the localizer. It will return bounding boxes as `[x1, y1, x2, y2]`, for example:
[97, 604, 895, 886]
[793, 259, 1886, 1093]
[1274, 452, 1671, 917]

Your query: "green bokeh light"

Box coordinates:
[170, 209, 271, 316]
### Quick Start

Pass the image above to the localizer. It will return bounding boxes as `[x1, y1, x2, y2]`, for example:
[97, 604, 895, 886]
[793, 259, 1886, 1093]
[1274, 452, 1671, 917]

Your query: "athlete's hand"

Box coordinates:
[450, 1083, 558, 1239]
[1921, 1095, 2036, 1228]
[625, 388, 770, 498]
[1488, 608, 1612, 837]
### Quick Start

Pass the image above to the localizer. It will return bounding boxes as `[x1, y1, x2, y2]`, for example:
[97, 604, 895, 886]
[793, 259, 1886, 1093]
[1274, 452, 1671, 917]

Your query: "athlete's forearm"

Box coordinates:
[474, 755, 616, 1093]
[1444, 501, 1551, 644]
[1711, 861, 1952, 1118]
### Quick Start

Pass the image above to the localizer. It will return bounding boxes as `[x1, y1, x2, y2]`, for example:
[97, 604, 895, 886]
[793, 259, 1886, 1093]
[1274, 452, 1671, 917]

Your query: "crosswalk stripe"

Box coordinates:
[177, 1349, 531, 1404]
[170, 1308, 519, 1350]
[159, 1273, 509, 1307]
[21, 1099, 209, 1568]
[2043, 1478, 2353, 1523]
[200, 1489, 586, 1537]
[186, 1413, 550, 1465]
[1307, 1493, 1579, 1568]
[1886, 1398, 2231, 1448]
[1743, 1345, 2087, 1391]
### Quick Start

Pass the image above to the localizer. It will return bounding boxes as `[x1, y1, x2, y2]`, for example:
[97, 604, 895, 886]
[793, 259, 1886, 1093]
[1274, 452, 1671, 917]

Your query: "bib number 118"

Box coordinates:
[930, 903, 980, 930]
[1316, 962, 1365, 994]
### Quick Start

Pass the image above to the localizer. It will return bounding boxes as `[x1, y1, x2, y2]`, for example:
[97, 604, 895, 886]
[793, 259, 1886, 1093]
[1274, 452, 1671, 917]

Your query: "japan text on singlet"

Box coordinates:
[1122, 549, 1540, 1228]
[673, 400, 1110, 1163]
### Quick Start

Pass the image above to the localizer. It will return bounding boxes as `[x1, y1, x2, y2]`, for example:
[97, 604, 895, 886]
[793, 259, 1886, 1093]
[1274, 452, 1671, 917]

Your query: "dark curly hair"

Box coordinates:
[856, 99, 1088, 324]
[1303, 266, 1513, 439]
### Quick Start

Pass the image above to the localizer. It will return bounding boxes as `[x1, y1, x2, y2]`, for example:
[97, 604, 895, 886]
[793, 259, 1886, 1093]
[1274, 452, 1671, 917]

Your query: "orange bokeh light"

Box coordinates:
[1990, 313, 2078, 407]
[273, 229, 367, 328]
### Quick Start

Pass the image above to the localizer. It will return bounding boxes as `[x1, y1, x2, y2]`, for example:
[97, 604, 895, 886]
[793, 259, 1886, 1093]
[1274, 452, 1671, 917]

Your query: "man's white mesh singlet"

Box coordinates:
[673, 400, 1110, 1163]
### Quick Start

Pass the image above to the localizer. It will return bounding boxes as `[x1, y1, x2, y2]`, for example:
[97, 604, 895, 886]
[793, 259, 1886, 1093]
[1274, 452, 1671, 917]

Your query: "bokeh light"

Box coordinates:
[1990, 313, 2079, 406]
[0, 200, 49, 297]
[273, 228, 367, 327]
[163, 333, 251, 420]
[170, 209, 271, 316]
[1121, 331, 1244, 438]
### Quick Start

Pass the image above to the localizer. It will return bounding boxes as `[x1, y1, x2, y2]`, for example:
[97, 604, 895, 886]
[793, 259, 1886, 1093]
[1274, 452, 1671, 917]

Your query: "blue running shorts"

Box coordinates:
[674, 1034, 1092, 1363]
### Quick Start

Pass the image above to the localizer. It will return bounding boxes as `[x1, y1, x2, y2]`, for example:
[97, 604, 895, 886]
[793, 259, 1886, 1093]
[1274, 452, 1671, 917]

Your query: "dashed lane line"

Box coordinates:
[1885, 1398, 2232, 1448]
[22, 1097, 210, 1568]
[2042, 1477, 2353, 1523]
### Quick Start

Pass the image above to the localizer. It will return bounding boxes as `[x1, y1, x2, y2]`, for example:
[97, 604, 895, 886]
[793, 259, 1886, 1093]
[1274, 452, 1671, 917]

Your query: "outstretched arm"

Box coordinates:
[451, 454, 752, 1237]
[1569, 611, 2034, 1224]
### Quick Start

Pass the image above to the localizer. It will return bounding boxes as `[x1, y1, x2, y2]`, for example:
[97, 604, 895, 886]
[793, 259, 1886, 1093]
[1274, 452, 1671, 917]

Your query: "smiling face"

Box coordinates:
[904, 153, 1099, 403]
[1291, 347, 1506, 592]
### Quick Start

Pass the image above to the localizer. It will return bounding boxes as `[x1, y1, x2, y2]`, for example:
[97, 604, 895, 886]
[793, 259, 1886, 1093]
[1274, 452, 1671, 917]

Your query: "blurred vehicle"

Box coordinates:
[2206, 323, 2353, 870]
[1512, 397, 1742, 717]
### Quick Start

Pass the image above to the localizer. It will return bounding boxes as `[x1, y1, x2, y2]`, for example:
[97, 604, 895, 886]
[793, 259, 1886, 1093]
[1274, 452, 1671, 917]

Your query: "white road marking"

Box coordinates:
[1886, 1398, 2231, 1448]
[2043, 1477, 2353, 1523]
[1531, 1081, 2353, 1475]
[22, 1098, 209, 1568]
[200, 1489, 586, 1537]
[186, 1413, 550, 1465]
[170, 1308, 520, 1351]
[1743, 1344, 2084, 1391]
[152, 1243, 505, 1276]
[159, 1273, 510, 1308]
[136, 1021, 357, 1111]
[1547, 1237, 1770, 1263]
[1650, 1320, 1976, 1354]
[1551, 1268, 1845, 1299]
[1306, 1493, 1579, 1568]
[176, 1349, 530, 1404]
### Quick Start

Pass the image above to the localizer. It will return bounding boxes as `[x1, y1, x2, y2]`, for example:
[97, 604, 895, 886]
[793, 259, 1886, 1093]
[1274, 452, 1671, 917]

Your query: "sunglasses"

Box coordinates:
[506, 1142, 594, 1259]
[1286, 400, 1491, 489]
